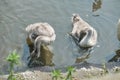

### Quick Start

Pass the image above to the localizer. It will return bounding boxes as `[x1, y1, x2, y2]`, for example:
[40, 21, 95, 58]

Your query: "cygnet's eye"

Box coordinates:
[31, 33, 38, 40]
[74, 15, 77, 18]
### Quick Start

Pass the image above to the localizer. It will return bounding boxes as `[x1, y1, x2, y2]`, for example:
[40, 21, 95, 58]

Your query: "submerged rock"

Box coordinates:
[26, 37, 54, 67]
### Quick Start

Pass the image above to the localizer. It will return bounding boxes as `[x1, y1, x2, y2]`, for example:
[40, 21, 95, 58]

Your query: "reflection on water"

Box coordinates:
[108, 49, 120, 62]
[92, 0, 102, 16]
[92, 0, 102, 12]
[75, 53, 90, 63]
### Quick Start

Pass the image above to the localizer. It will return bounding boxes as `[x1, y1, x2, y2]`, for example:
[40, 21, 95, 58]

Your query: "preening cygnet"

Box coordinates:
[71, 14, 97, 49]
[26, 22, 56, 57]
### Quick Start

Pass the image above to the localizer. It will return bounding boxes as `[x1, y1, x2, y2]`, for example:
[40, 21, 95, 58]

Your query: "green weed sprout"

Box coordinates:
[102, 63, 108, 74]
[51, 69, 61, 80]
[6, 50, 20, 80]
[65, 66, 75, 80]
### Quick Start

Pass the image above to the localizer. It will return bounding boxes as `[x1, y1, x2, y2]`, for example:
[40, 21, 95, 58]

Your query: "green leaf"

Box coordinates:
[67, 66, 75, 72]
[6, 50, 20, 64]
[51, 69, 61, 78]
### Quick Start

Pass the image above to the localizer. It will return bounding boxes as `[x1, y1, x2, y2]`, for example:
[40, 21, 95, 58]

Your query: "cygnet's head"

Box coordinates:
[72, 13, 81, 23]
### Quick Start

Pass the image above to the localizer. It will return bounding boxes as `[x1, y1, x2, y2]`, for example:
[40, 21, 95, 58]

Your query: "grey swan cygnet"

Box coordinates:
[117, 19, 120, 41]
[70, 14, 97, 49]
[26, 22, 56, 58]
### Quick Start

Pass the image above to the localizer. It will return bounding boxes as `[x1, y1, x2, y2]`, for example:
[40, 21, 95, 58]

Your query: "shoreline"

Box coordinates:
[1, 62, 120, 80]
